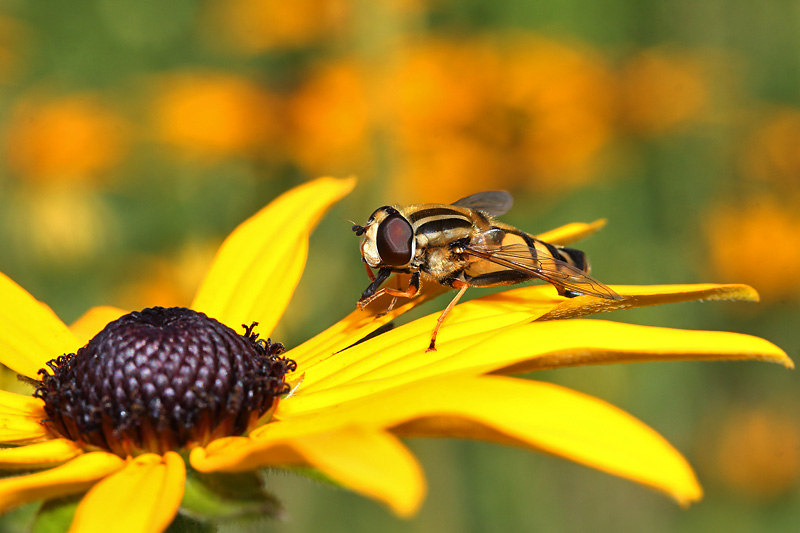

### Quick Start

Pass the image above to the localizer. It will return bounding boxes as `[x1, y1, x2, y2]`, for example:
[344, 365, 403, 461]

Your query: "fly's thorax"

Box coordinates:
[407, 205, 478, 249]
[423, 246, 468, 279]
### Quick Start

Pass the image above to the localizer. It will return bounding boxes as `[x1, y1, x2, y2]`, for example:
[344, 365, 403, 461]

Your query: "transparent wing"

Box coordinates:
[463, 242, 623, 300]
[451, 191, 513, 216]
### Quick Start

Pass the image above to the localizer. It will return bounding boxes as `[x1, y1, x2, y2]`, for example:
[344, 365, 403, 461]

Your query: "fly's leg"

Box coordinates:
[358, 272, 420, 313]
[426, 280, 470, 352]
[363, 262, 376, 281]
[380, 276, 403, 317]
[554, 284, 582, 298]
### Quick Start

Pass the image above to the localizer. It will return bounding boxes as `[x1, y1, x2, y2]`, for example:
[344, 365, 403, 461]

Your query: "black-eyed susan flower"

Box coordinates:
[0, 177, 792, 532]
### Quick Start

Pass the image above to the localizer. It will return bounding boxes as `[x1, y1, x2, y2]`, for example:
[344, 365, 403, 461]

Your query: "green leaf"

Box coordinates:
[31, 495, 80, 533]
[181, 468, 284, 523]
[166, 513, 217, 533]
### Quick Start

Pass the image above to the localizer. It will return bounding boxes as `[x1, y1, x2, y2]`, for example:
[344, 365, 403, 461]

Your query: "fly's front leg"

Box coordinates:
[427, 280, 470, 352]
[357, 271, 421, 314]
[363, 261, 376, 282]
[357, 268, 392, 309]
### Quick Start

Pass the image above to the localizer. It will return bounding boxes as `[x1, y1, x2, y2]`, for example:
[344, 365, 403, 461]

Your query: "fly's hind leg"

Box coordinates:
[427, 280, 470, 352]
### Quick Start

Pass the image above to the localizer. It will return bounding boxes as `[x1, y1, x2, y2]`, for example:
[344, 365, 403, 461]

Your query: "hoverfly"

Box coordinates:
[351, 191, 622, 351]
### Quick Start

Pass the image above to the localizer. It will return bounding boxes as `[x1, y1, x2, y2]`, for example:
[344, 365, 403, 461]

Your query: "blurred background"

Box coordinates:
[0, 0, 798, 531]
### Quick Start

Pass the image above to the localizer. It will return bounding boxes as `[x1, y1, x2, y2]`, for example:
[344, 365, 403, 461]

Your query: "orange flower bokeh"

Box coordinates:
[4, 93, 129, 184]
[704, 407, 800, 501]
[705, 198, 800, 301]
[149, 71, 278, 161]
[380, 36, 617, 202]
[620, 49, 709, 135]
[287, 60, 373, 175]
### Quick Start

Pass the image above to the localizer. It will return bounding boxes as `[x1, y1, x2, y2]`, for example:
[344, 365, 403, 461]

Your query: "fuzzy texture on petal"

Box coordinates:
[0, 439, 83, 469]
[0, 272, 78, 378]
[70, 452, 186, 533]
[535, 283, 762, 321]
[0, 390, 51, 443]
[191, 427, 425, 517]
[0, 452, 124, 513]
[191, 176, 356, 337]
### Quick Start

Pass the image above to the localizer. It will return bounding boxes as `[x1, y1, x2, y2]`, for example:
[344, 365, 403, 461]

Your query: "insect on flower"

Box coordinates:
[352, 191, 623, 351]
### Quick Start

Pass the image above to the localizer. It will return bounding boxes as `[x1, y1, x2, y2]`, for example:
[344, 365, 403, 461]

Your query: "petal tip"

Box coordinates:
[673, 482, 703, 509]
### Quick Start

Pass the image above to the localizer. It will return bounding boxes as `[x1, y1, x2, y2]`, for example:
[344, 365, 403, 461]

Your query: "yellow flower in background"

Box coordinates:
[4, 184, 115, 265]
[620, 48, 709, 135]
[112, 241, 220, 311]
[500, 36, 616, 186]
[705, 198, 800, 301]
[0, 178, 791, 531]
[287, 60, 373, 175]
[383, 37, 616, 203]
[149, 71, 277, 160]
[740, 107, 800, 196]
[703, 407, 800, 501]
[3, 93, 128, 183]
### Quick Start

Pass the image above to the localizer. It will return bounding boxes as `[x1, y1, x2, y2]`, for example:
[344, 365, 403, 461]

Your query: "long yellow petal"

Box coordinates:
[0, 452, 124, 513]
[389, 377, 701, 506]
[191, 427, 425, 517]
[287, 280, 449, 368]
[290, 283, 771, 391]
[0, 439, 83, 468]
[268, 376, 701, 505]
[70, 452, 186, 533]
[536, 283, 761, 321]
[535, 219, 607, 245]
[0, 390, 50, 443]
[278, 318, 789, 416]
[191, 177, 356, 338]
[70, 306, 128, 347]
[0, 272, 78, 379]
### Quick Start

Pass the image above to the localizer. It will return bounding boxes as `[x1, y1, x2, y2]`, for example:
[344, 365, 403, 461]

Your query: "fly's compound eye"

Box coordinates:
[376, 214, 413, 266]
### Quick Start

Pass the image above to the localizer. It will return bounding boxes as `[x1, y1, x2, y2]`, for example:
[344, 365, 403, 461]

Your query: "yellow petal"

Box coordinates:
[291, 282, 766, 388]
[0, 390, 50, 443]
[191, 428, 424, 517]
[288, 281, 448, 368]
[70, 306, 128, 347]
[286, 291, 544, 393]
[0, 272, 79, 378]
[388, 377, 702, 506]
[0, 439, 83, 469]
[70, 452, 186, 533]
[536, 283, 762, 321]
[191, 176, 356, 338]
[0, 451, 124, 514]
[535, 218, 607, 245]
[279, 318, 790, 416]
[260, 376, 701, 505]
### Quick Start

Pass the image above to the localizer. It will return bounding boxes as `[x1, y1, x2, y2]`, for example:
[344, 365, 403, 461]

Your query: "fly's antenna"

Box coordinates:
[345, 218, 367, 236]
